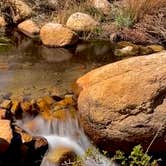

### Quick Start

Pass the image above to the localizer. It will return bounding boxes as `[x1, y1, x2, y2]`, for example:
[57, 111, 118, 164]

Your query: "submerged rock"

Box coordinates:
[40, 23, 78, 47]
[115, 41, 140, 57]
[41, 47, 72, 63]
[146, 44, 165, 52]
[115, 41, 164, 57]
[47, 147, 76, 165]
[76, 51, 166, 153]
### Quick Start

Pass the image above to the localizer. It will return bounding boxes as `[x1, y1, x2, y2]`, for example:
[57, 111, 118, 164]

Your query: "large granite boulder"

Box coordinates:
[75, 51, 166, 153]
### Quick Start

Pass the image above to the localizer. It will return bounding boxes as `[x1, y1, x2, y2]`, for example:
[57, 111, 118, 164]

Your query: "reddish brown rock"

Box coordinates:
[15, 126, 33, 143]
[36, 98, 52, 120]
[11, 100, 20, 115]
[0, 109, 6, 119]
[0, 120, 12, 143]
[20, 101, 32, 113]
[40, 23, 78, 47]
[0, 100, 12, 110]
[18, 19, 40, 38]
[42, 96, 55, 105]
[33, 136, 48, 150]
[76, 51, 166, 153]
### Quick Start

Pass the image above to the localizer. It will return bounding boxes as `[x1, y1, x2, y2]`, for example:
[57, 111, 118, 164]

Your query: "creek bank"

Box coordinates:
[1, 0, 166, 47]
[75, 51, 166, 153]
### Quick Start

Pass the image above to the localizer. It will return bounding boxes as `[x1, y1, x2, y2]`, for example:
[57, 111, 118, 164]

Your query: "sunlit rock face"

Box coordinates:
[66, 12, 98, 32]
[76, 51, 166, 153]
[18, 20, 40, 38]
[40, 23, 78, 47]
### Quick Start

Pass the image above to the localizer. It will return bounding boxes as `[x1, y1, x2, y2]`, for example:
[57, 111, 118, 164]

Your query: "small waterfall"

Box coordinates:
[17, 112, 114, 166]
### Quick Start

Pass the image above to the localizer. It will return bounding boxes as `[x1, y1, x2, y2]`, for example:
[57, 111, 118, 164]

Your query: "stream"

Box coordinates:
[0, 33, 120, 166]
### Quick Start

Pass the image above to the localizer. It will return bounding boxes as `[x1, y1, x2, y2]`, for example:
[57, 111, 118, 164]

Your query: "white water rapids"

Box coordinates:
[17, 112, 116, 166]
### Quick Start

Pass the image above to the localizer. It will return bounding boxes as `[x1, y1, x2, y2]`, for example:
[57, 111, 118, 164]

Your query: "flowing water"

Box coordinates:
[17, 113, 114, 166]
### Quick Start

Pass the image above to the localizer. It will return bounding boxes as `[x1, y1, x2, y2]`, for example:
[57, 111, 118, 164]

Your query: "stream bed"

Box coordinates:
[0, 33, 119, 100]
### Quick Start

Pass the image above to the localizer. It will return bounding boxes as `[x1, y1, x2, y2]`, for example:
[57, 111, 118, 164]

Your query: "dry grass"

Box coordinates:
[121, 0, 166, 21]
[113, 0, 166, 44]
[53, 0, 102, 25]
[114, 0, 166, 28]
[54, 0, 86, 24]
[135, 4, 166, 43]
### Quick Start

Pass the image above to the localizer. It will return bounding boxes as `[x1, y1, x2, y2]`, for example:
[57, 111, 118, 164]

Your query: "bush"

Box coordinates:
[112, 145, 157, 166]
[63, 145, 157, 166]
[113, 0, 166, 28]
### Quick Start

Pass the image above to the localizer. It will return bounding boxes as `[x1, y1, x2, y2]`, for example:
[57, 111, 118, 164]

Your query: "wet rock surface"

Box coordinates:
[47, 147, 76, 165]
[76, 51, 166, 153]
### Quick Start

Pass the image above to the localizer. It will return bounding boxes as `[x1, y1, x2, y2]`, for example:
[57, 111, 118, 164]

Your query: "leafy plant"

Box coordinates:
[113, 6, 136, 28]
[112, 0, 166, 29]
[112, 145, 157, 166]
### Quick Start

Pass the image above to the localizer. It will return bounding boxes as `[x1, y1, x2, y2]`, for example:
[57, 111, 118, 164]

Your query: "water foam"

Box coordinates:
[17, 113, 114, 166]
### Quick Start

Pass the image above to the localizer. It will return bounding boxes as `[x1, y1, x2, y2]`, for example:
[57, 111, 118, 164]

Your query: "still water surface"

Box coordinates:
[0, 34, 118, 99]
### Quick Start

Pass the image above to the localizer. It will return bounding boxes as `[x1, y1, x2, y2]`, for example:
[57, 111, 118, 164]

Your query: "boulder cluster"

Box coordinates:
[0, 0, 108, 47]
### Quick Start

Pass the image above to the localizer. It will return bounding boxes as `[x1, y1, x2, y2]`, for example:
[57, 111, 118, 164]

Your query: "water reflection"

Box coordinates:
[41, 47, 72, 63]
[0, 36, 119, 99]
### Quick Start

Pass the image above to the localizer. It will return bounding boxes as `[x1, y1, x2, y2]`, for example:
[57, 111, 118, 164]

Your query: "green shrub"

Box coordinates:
[69, 145, 157, 166]
[113, 7, 135, 28]
[112, 145, 157, 166]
